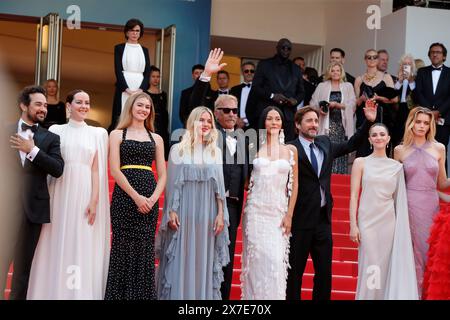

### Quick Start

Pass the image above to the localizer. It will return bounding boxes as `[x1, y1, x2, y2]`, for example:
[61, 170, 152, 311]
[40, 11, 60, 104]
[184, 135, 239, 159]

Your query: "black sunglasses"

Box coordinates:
[243, 69, 255, 74]
[217, 107, 238, 114]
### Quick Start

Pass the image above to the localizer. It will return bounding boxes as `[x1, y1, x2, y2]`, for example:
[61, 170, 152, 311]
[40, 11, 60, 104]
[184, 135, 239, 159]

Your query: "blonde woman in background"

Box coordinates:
[310, 61, 356, 173]
[156, 106, 230, 300]
[42, 79, 66, 129]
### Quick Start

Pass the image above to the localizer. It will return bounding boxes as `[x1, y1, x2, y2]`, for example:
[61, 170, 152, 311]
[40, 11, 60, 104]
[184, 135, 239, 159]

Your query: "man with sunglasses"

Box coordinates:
[247, 38, 305, 142]
[230, 62, 256, 130]
[191, 48, 250, 299]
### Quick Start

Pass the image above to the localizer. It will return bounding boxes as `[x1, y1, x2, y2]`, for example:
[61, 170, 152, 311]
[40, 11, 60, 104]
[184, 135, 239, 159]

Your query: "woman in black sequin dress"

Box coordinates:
[105, 92, 167, 300]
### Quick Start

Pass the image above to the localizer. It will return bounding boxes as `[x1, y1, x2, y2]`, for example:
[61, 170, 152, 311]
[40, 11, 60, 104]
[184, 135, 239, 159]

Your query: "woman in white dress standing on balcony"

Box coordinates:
[109, 18, 151, 131]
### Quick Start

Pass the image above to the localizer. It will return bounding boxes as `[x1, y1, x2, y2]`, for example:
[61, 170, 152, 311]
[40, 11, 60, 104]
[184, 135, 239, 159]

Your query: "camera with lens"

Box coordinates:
[319, 100, 330, 113]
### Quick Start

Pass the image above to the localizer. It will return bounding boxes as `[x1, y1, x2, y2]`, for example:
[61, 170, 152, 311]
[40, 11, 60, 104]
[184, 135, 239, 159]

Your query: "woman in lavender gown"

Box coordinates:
[394, 106, 450, 298]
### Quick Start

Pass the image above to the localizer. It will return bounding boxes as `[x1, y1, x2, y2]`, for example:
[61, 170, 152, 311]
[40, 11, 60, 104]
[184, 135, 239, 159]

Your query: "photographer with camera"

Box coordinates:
[310, 61, 356, 173]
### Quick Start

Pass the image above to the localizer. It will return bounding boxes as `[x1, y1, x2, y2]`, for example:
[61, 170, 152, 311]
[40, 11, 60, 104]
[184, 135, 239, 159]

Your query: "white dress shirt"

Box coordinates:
[17, 119, 40, 167]
[431, 64, 443, 95]
[225, 129, 237, 157]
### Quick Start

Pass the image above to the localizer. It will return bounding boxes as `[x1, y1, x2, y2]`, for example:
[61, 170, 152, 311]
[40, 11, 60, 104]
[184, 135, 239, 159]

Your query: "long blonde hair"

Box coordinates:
[178, 106, 218, 158]
[116, 92, 155, 132]
[402, 106, 436, 148]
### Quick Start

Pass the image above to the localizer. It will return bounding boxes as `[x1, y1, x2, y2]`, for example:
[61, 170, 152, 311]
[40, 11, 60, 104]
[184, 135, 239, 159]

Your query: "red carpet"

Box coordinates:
[5, 171, 447, 300]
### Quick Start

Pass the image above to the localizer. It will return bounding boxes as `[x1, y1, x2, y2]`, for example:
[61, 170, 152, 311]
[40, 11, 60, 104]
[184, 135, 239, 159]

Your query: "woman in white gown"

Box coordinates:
[27, 90, 110, 299]
[240, 106, 298, 300]
[110, 18, 151, 131]
[349, 123, 418, 300]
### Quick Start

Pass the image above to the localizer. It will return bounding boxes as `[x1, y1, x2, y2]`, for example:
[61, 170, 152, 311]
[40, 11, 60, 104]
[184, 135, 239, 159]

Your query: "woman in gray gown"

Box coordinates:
[156, 106, 230, 300]
[349, 123, 418, 300]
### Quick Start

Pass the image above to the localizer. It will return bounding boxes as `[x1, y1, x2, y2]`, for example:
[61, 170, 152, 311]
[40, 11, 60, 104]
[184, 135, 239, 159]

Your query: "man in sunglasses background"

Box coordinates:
[246, 38, 305, 141]
[230, 61, 256, 130]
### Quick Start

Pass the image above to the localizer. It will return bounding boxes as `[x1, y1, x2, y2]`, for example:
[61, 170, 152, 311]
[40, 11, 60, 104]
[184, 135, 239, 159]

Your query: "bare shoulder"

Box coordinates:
[150, 132, 163, 144]
[434, 142, 446, 153]
[109, 129, 123, 141]
[285, 144, 298, 156]
[394, 144, 405, 157]
[353, 157, 365, 168]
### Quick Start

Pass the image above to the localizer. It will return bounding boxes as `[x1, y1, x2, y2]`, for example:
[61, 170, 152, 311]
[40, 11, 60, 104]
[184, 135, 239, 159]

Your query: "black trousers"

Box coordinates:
[220, 198, 242, 300]
[286, 207, 332, 300]
[9, 216, 42, 300]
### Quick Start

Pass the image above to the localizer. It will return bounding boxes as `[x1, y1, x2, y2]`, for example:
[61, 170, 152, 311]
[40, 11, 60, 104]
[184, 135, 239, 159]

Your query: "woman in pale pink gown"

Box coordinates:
[394, 107, 450, 298]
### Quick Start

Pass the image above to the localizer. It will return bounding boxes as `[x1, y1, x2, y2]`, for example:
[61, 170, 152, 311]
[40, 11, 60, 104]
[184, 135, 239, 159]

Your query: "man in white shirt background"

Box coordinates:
[231, 61, 256, 130]
[415, 42, 450, 165]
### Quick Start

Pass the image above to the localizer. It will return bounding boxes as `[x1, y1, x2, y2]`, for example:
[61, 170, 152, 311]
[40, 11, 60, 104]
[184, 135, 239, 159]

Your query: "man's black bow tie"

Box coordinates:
[244, 83, 251, 88]
[432, 66, 443, 71]
[21, 123, 38, 133]
[218, 90, 229, 95]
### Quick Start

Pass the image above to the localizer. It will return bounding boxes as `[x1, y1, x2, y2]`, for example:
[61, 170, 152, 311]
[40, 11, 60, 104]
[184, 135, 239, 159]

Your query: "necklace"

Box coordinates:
[364, 72, 377, 82]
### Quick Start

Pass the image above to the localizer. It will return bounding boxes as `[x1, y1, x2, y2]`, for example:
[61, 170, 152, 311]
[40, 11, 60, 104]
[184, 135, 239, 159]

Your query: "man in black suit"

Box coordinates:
[247, 38, 304, 141]
[286, 104, 376, 300]
[230, 62, 256, 130]
[179, 64, 204, 126]
[190, 49, 249, 299]
[2, 86, 64, 300]
[415, 42, 450, 156]
[214, 94, 249, 300]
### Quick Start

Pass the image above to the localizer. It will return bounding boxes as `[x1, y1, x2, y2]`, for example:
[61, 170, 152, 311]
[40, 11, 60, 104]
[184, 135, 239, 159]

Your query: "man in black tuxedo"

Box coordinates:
[414, 42, 450, 156]
[214, 94, 249, 300]
[230, 62, 256, 130]
[286, 104, 376, 300]
[247, 38, 304, 141]
[192, 49, 249, 299]
[179, 64, 204, 126]
[2, 86, 64, 300]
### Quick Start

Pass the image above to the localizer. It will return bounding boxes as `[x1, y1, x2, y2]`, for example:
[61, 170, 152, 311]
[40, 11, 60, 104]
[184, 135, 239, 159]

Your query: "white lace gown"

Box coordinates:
[240, 152, 294, 300]
[27, 120, 111, 300]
